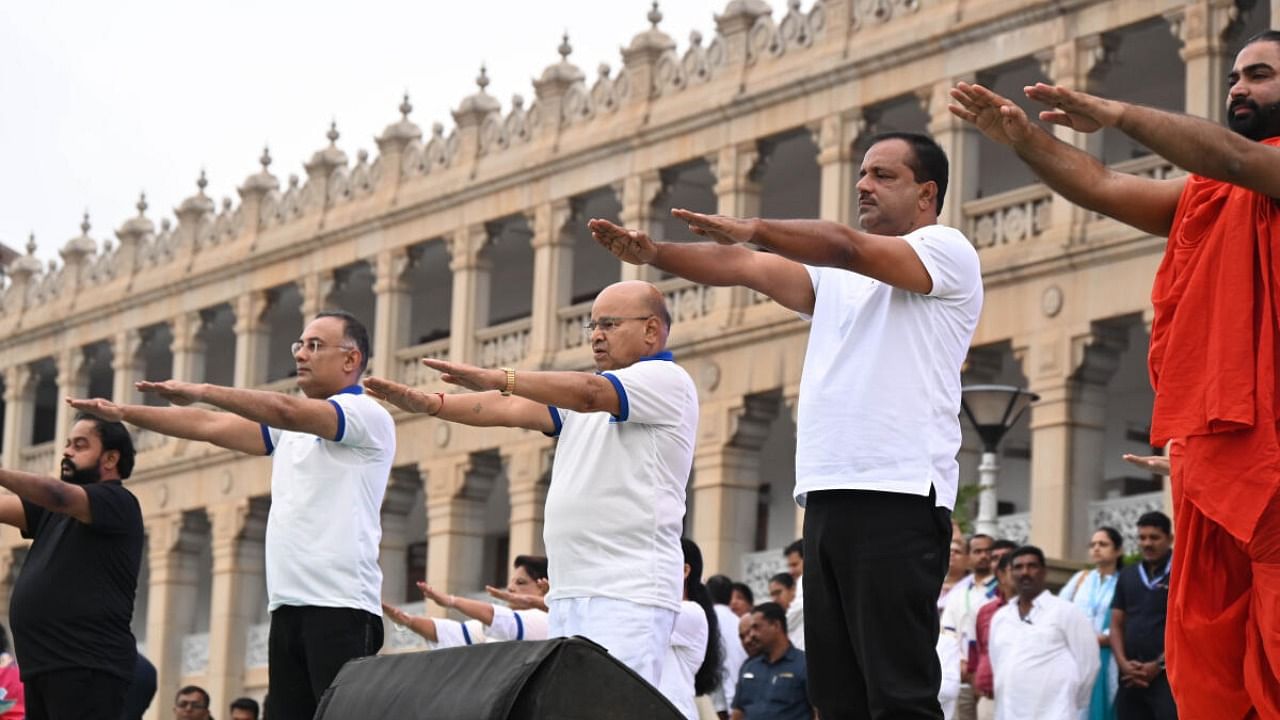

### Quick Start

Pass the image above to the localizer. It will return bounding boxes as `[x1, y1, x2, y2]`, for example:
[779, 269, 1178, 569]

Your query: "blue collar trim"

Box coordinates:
[639, 350, 674, 362]
[335, 384, 364, 395]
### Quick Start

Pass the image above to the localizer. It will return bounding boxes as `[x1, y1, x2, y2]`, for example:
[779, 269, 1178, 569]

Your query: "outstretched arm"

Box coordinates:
[0, 469, 89, 526]
[589, 218, 816, 314]
[68, 397, 267, 455]
[1027, 81, 1280, 199]
[419, 582, 496, 626]
[364, 375, 557, 432]
[382, 602, 439, 643]
[133, 380, 341, 441]
[949, 82, 1183, 237]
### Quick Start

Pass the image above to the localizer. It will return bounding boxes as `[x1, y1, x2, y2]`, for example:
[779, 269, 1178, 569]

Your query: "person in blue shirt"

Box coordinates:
[732, 602, 814, 720]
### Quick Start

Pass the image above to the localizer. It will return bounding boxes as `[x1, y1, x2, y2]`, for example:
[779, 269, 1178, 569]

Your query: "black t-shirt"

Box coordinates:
[1110, 554, 1171, 662]
[9, 481, 144, 681]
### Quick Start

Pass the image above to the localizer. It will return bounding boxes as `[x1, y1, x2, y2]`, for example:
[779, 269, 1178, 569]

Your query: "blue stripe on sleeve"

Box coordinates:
[260, 424, 274, 455]
[600, 372, 629, 422]
[461, 623, 474, 646]
[544, 406, 563, 437]
[514, 611, 525, 641]
[327, 399, 346, 442]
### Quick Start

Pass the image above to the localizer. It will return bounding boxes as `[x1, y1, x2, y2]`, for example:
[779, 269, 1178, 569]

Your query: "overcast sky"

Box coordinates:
[0, 0, 730, 263]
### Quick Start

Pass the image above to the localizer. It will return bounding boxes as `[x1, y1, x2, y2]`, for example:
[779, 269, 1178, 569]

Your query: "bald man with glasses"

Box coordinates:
[71, 310, 394, 720]
[365, 280, 698, 688]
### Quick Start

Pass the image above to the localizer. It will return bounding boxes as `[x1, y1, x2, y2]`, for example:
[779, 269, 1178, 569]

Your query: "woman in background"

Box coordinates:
[1059, 527, 1124, 720]
[660, 537, 724, 720]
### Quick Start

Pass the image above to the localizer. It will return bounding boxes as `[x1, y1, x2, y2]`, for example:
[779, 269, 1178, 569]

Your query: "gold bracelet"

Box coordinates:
[501, 367, 516, 396]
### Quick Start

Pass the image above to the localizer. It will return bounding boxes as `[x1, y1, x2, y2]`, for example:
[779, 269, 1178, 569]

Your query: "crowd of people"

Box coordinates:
[2, 25, 1280, 720]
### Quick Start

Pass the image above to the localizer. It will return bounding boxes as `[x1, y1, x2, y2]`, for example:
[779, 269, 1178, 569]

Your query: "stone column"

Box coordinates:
[1168, 0, 1245, 124]
[146, 512, 206, 712]
[373, 248, 413, 378]
[111, 329, 143, 407]
[424, 453, 502, 609]
[301, 272, 336, 320]
[2, 366, 31, 470]
[446, 224, 492, 366]
[506, 443, 552, 560]
[1025, 324, 1127, 560]
[233, 292, 270, 388]
[380, 467, 422, 604]
[921, 80, 981, 230]
[811, 111, 865, 227]
[171, 312, 207, 384]
[709, 143, 763, 326]
[205, 499, 268, 707]
[528, 201, 574, 367]
[618, 172, 665, 283]
[53, 347, 86, 460]
[691, 394, 780, 576]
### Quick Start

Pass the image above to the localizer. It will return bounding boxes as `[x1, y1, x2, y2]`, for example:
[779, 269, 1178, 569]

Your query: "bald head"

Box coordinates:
[587, 281, 672, 370]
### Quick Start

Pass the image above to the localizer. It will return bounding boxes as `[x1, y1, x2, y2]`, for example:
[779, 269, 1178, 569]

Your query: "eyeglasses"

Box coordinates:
[582, 316, 653, 334]
[290, 339, 356, 355]
[175, 700, 209, 710]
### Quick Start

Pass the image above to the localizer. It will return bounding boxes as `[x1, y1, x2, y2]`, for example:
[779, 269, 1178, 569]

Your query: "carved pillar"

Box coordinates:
[921, 79, 981, 230]
[424, 453, 501, 610]
[301, 271, 336, 320]
[446, 225, 492, 366]
[146, 512, 206, 710]
[1026, 323, 1128, 560]
[2, 366, 31, 470]
[171, 312, 207, 385]
[233, 292, 270, 388]
[811, 111, 865, 227]
[529, 201, 575, 367]
[506, 443, 553, 560]
[381, 468, 422, 604]
[373, 249, 413, 378]
[111, 329, 143, 407]
[708, 144, 763, 326]
[618, 172, 665, 282]
[1168, 1, 1246, 124]
[53, 348, 86, 460]
[205, 499, 268, 707]
[692, 394, 780, 576]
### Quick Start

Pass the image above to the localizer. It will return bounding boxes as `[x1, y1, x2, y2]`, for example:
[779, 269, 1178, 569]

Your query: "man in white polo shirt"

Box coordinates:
[590, 132, 983, 719]
[71, 310, 394, 720]
[365, 280, 697, 687]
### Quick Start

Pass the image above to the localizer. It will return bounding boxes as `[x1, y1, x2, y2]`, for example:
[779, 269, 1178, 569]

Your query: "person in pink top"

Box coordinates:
[0, 624, 25, 720]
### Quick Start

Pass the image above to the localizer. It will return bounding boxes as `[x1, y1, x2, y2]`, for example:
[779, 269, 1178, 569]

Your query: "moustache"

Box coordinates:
[1230, 98, 1258, 113]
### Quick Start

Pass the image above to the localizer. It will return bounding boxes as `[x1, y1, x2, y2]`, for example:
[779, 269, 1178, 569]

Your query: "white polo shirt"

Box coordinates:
[794, 224, 982, 510]
[262, 385, 395, 616]
[543, 352, 698, 612]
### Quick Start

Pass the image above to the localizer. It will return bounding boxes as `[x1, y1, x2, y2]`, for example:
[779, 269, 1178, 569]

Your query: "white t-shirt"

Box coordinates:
[795, 224, 982, 510]
[543, 352, 698, 612]
[262, 386, 396, 616]
[486, 606, 549, 642]
[787, 576, 805, 650]
[990, 591, 1100, 720]
[659, 600, 710, 720]
[711, 603, 748, 712]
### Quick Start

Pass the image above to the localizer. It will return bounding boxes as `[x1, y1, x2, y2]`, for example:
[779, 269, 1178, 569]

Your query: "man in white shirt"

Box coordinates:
[941, 533, 997, 720]
[989, 546, 1099, 720]
[591, 132, 982, 719]
[71, 311, 395, 720]
[707, 575, 750, 715]
[783, 540, 805, 651]
[365, 280, 697, 687]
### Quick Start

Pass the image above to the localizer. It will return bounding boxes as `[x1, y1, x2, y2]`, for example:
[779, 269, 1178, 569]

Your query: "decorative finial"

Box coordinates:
[222, 197, 233, 211]
[690, 30, 703, 46]
[260, 146, 272, 171]
[80, 210, 91, 236]
[399, 92, 413, 119]
[476, 65, 490, 92]
[647, 1, 662, 28]
[136, 192, 148, 216]
[789, 0, 801, 9]
[289, 174, 300, 188]
[598, 63, 612, 79]
[103, 238, 113, 253]
[327, 120, 340, 146]
[26, 233, 36, 255]
[432, 122, 444, 137]
[513, 94, 525, 109]
[558, 31, 572, 61]
[160, 218, 172, 232]
[357, 149, 369, 163]
[196, 169, 208, 193]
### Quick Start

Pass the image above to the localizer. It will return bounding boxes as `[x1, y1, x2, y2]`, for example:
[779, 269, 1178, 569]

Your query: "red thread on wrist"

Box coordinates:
[429, 392, 445, 416]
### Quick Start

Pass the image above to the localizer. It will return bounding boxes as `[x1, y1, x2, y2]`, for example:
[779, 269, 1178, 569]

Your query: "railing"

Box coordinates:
[244, 622, 270, 668]
[477, 317, 532, 368]
[558, 302, 593, 351]
[133, 427, 171, 453]
[180, 631, 210, 676]
[19, 442, 56, 474]
[964, 184, 1054, 249]
[395, 337, 451, 386]
[997, 512, 1030, 547]
[660, 277, 715, 324]
[384, 600, 429, 651]
[1110, 154, 1184, 182]
[1088, 491, 1165, 554]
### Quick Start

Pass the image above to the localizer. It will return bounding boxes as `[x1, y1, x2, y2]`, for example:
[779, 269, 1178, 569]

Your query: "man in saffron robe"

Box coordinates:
[948, 30, 1280, 719]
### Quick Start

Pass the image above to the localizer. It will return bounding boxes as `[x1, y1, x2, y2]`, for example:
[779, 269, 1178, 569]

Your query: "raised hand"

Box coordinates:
[381, 602, 415, 627]
[363, 376, 438, 414]
[135, 380, 202, 406]
[1024, 83, 1121, 134]
[588, 218, 657, 265]
[948, 82, 1038, 147]
[1122, 453, 1171, 476]
[65, 397, 124, 422]
[417, 581, 456, 609]
[671, 209, 755, 245]
[485, 585, 548, 611]
[420, 358, 503, 394]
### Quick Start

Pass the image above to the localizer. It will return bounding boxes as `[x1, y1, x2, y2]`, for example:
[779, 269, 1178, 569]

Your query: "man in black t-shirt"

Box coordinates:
[0, 414, 143, 720]
[1110, 511, 1177, 720]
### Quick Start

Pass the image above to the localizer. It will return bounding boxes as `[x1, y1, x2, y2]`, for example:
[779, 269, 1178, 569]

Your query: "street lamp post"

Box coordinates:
[960, 385, 1039, 537]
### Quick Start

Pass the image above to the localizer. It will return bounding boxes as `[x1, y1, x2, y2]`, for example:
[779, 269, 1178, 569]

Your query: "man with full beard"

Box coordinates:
[0, 415, 142, 719]
[949, 30, 1280, 718]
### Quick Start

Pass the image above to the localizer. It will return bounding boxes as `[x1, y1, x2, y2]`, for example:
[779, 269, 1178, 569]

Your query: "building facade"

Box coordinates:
[0, 0, 1270, 711]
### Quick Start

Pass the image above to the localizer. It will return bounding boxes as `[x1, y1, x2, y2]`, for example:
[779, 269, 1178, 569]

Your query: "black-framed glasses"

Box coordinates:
[175, 700, 209, 710]
[582, 316, 654, 334]
[290, 339, 355, 355]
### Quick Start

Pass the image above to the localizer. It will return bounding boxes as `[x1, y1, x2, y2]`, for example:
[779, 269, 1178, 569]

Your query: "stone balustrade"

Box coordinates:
[19, 442, 56, 475]
[477, 317, 532, 368]
[181, 631, 210, 677]
[396, 337, 451, 386]
[964, 184, 1054, 250]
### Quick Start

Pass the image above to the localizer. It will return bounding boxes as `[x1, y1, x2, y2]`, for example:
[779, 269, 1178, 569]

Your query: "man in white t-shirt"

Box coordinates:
[71, 311, 394, 720]
[590, 132, 983, 719]
[365, 280, 697, 687]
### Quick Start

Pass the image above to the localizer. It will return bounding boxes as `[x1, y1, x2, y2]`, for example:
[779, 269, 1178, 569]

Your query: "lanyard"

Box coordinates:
[1138, 557, 1171, 590]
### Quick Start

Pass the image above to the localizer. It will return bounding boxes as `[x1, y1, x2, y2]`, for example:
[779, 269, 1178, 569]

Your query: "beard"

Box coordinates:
[1227, 97, 1280, 140]
[60, 457, 101, 486]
